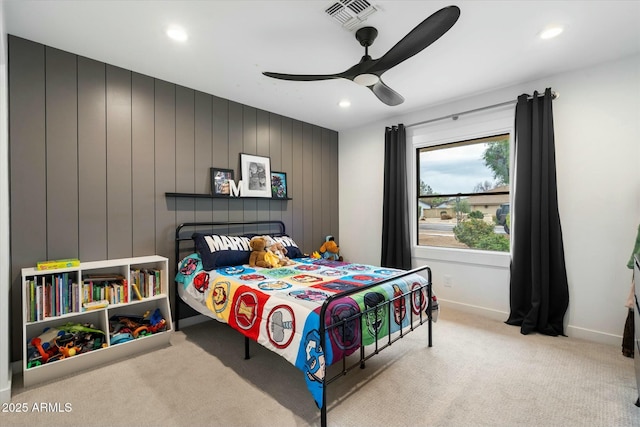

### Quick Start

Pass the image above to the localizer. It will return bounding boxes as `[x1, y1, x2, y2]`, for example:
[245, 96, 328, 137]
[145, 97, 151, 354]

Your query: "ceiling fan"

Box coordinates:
[262, 5, 461, 106]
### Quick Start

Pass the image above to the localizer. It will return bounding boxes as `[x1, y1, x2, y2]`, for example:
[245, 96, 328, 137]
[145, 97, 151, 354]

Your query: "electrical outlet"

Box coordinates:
[443, 274, 452, 287]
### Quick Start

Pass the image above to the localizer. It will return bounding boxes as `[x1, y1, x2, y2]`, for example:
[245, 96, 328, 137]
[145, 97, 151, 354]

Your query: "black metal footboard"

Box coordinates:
[318, 265, 433, 427]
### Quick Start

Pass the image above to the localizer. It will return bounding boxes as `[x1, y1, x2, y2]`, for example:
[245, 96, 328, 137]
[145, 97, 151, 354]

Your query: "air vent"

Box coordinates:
[325, 0, 378, 31]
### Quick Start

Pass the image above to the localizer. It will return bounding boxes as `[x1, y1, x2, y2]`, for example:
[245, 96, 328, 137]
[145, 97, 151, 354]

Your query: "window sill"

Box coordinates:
[412, 245, 510, 268]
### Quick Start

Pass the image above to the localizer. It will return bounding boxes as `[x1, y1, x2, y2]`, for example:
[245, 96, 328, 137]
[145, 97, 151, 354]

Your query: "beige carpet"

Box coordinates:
[4, 306, 638, 427]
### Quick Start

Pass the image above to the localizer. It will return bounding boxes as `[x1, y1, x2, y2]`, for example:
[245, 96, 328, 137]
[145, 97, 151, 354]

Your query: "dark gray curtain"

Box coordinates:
[506, 88, 569, 336]
[381, 124, 411, 270]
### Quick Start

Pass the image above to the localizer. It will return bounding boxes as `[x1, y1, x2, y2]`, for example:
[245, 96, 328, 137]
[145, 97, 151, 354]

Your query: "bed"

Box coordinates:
[174, 221, 435, 426]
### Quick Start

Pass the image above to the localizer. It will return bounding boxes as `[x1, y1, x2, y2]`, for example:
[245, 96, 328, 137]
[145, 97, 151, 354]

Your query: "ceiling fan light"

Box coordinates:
[353, 73, 379, 86]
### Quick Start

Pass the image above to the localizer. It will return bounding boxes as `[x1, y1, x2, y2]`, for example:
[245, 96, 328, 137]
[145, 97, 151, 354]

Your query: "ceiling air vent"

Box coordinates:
[325, 0, 378, 31]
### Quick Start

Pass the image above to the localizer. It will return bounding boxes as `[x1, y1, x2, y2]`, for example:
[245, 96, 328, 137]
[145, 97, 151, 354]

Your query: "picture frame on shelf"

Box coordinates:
[240, 153, 271, 198]
[270, 171, 288, 199]
[211, 167, 234, 196]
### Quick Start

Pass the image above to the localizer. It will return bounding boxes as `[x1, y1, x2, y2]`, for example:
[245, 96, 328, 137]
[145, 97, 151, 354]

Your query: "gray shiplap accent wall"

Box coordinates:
[78, 56, 108, 261]
[8, 35, 339, 361]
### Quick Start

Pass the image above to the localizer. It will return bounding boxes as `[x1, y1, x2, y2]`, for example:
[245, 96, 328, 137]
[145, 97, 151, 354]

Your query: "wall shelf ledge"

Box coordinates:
[165, 192, 291, 200]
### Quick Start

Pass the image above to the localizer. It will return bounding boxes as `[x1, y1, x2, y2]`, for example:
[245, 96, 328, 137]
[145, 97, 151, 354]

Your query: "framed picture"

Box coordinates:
[270, 171, 288, 199]
[240, 153, 272, 197]
[210, 168, 234, 196]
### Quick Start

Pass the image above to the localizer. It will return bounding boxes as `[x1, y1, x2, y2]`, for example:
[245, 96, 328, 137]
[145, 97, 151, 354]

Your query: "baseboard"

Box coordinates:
[438, 299, 622, 347]
[438, 299, 509, 322]
[565, 325, 622, 347]
[0, 365, 12, 403]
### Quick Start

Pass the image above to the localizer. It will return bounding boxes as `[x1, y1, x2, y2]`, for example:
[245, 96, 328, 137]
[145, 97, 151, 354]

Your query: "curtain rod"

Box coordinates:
[405, 91, 558, 129]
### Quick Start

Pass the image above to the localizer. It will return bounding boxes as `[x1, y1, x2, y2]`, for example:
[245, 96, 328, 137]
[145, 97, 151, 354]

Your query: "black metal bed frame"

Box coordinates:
[174, 221, 433, 427]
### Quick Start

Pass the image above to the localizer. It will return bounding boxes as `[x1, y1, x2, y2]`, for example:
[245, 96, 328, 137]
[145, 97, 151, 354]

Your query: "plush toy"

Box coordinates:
[269, 241, 293, 266]
[319, 235, 343, 261]
[249, 236, 273, 268]
[263, 250, 281, 268]
[261, 235, 282, 268]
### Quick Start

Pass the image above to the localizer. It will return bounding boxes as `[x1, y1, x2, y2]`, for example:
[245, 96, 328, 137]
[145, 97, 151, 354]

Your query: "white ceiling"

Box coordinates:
[4, 0, 640, 132]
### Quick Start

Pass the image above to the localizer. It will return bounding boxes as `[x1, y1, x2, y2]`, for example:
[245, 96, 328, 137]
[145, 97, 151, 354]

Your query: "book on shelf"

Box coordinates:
[130, 268, 162, 299]
[132, 283, 143, 300]
[82, 275, 128, 305]
[26, 273, 81, 322]
[83, 299, 109, 311]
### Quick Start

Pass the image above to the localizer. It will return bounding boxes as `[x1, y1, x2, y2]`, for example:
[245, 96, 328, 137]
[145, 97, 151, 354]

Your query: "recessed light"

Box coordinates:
[167, 26, 188, 42]
[539, 26, 563, 40]
[338, 100, 351, 108]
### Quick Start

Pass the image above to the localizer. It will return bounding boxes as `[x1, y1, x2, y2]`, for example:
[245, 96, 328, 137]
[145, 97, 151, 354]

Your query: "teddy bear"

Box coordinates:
[269, 241, 293, 266]
[249, 236, 274, 268]
[319, 235, 343, 261]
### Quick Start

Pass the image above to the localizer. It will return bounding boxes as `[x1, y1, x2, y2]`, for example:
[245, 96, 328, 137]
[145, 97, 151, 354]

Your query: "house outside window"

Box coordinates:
[417, 133, 510, 252]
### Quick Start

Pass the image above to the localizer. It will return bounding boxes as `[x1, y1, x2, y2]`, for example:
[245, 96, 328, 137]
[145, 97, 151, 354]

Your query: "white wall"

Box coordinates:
[0, 0, 12, 402]
[339, 54, 640, 345]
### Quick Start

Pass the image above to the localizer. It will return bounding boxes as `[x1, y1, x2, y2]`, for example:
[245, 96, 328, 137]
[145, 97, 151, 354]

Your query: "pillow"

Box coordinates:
[272, 235, 305, 259]
[192, 233, 252, 270]
[243, 233, 305, 259]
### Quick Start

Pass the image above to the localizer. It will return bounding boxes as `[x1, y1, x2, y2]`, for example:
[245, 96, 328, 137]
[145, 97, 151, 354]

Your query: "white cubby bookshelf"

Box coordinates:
[21, 255, 172, 387]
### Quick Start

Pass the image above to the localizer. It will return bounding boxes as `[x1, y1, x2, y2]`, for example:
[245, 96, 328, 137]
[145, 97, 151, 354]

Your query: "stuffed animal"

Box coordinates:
[319, 235, 343, 261]
[263, 250, 281, 268]
[269, 241, 293, 266]
[260, 235, 282, 268]
[249, 236, 273, 268]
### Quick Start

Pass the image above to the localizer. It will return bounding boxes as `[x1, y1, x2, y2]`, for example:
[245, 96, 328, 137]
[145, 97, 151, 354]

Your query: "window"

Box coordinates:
[416, 133, 510, 252]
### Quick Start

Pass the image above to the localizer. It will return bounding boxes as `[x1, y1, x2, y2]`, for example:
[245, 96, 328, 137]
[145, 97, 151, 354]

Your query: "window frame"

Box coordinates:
[407, 105, 515, 267]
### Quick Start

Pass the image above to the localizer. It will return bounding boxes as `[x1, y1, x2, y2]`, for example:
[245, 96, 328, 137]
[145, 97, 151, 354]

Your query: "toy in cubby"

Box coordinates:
[109, 308, 167, 345]
[26, 323, 106, 369]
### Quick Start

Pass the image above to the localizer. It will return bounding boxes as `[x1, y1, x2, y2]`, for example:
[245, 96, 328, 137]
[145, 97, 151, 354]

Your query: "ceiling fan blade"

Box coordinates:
[370, 5, 460, 74]
[369, 79, 405, 106]
[262, 71, 341, 82]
